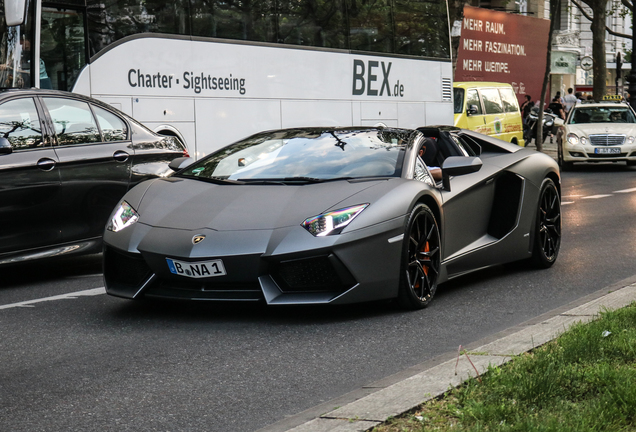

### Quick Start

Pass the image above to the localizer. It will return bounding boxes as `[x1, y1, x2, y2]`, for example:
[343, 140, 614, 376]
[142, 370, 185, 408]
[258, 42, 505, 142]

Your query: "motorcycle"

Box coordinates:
[524, 106, 556, 145]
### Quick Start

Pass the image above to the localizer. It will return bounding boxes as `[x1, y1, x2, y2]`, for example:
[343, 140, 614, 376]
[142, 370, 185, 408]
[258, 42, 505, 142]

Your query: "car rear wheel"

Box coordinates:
[398, 204, 441, 309]
[532, 178, 561, 268]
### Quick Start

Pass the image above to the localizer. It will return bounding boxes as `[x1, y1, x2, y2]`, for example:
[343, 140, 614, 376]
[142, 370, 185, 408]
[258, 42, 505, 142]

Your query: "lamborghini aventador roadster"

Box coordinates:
[103, 126, 561, 309]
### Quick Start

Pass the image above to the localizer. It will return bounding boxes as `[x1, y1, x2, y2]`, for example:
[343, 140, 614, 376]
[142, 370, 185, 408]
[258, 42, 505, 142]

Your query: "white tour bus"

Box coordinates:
[1, 0, 453, 158]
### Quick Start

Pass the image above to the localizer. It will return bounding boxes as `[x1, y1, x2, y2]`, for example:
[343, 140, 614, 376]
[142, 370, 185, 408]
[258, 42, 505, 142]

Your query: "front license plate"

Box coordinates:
[595, 147, 621, 154]
[166, 258, 226, 278]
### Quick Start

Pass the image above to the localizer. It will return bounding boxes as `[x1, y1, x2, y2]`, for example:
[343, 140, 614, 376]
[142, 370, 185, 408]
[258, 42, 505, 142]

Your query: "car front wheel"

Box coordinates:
[398, 204, 441, 309]
[557, 140, 573, 171]
[532, 178, 561, 268]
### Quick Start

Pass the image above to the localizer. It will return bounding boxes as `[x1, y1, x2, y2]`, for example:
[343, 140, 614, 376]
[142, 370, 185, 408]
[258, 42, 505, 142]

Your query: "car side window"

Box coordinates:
[42, 97, 101, 146]
[414, 156, 435, 187]
[92, 105, 128, 142]
[0, 98, 45, 149]
[480, 88, 504, 114]
[466, 89, 482, 115]
[499, 88, 518, 113]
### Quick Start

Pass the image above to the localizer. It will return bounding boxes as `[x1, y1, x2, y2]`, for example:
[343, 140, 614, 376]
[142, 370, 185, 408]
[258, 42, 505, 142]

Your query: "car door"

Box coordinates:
[480, 88, 505, 139]
[437, 134, 499, 275]
[462, 88, 487, 134]
[0, 96, 62, 255]
[42, 96, 133, 243]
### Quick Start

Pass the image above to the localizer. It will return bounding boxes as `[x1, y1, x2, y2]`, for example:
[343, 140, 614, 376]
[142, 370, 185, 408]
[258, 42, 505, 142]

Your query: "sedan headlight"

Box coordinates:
[302, 204, 369, 237]
[567, 133, 588, 145]
[628, 136, 635, 145]
[107, 201, 139, 232]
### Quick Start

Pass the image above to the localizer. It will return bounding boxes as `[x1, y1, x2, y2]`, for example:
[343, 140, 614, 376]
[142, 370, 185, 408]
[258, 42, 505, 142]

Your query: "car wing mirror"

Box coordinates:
[0, 137, 13, 155]
[441, 156, 483, 191]
[168, 156, 193, 171]
[467, 105, 479, 116]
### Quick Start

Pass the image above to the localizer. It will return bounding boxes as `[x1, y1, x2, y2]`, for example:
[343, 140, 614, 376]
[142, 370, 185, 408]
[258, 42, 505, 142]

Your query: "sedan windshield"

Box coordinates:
[568, 107, 636, 124]
[178, 129, 412, 183]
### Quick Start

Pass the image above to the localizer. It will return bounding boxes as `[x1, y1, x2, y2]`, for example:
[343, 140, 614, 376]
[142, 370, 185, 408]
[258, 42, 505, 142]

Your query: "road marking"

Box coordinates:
[562, 201, 575, 205]
[581, 194, 613, 199]
[613, 187, 636, 193]
[0, 287, 105, 310]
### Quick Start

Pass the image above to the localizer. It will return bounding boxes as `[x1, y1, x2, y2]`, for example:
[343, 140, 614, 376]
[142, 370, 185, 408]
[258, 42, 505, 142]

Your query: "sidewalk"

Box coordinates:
[257, 280, 636, 432]
[526, 134, 557, 160]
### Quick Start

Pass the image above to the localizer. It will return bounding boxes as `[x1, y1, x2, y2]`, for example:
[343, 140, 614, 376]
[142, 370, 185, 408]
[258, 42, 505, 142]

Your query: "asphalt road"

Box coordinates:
[2, 162, 636, 432]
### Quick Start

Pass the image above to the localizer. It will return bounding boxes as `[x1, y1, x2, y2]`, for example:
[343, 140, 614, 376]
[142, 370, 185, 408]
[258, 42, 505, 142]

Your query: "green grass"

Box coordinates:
[373, 303, 636, 432]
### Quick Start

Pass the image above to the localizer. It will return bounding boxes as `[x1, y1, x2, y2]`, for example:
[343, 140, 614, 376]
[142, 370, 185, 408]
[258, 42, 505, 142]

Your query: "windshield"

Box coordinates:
[568, 106, 636, 124]
[0, 0, 34, 88]
[453, 88, 464, 114]
[178, 129, 412, 183]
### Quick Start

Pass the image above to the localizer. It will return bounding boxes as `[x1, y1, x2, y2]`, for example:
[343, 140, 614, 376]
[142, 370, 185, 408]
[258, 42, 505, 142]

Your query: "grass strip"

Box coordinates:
[373, 303, 636, 432]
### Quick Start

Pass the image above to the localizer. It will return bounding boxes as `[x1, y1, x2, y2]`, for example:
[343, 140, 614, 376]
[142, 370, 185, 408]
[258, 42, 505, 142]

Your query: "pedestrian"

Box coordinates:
[548, 97, 565, 120]
[520, 95, 534, 124]
[555, 91, 565, 105]
[563, 88, 577, 114]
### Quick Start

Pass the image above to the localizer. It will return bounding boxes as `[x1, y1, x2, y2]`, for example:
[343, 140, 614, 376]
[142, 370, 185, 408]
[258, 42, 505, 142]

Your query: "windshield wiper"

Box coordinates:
[235, 176, 358, 184]
[176, 174, 244, 185]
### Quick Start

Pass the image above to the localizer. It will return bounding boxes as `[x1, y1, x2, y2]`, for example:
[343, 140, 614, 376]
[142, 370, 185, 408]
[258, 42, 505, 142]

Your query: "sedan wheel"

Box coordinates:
[532, 178, 561, 268]
[557, 141, 573, 171]
[398, 204, 441, 309]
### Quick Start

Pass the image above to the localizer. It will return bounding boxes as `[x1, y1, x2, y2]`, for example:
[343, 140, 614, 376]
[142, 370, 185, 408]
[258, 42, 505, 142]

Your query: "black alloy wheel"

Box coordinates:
[532, 178, 561, 268]
[398, 204, 441, 309]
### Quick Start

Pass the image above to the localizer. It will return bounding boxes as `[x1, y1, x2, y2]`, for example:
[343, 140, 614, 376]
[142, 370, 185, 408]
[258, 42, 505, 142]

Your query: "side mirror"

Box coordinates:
[467, 105, 479, 116]
[168, 156, 193, 171]
[441, 156, 482, 191]
[0, 137, 13, 155]
[5, 0, 27, 26]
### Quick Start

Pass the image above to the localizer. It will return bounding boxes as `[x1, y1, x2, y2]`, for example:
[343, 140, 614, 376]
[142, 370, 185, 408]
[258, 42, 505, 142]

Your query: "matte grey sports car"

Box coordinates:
[103, 126, 561, 309]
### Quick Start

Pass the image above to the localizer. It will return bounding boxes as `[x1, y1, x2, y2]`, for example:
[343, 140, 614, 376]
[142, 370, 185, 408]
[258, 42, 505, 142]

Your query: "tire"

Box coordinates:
[531, 178, 561, 268]
[557, 141, 573, 171]
[397, 204, 441, 309]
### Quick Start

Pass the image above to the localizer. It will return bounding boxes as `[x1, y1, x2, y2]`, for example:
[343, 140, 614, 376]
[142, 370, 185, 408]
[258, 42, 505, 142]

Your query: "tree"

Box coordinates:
[537, 0, 561, 151]
[570, 0, 633, 100]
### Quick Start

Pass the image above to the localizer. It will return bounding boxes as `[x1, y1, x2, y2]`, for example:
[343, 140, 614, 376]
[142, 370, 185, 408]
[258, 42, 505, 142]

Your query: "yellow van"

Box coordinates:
[453, 82, 525, 147]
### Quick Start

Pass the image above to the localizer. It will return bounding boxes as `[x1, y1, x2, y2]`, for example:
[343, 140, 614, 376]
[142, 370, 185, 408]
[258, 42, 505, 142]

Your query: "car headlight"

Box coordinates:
[567, 133, 580, 145]
[302, 204, 369, 237]
[107, 201, 139, 232]
[628, 136, 635, 144]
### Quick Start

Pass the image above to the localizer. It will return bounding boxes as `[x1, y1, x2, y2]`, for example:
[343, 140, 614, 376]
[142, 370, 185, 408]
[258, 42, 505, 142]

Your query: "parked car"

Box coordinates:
[103, 126, 561, 309]
[555, 100, 636, 170]
[453, 82, 525, 147]
[0, 88, 188, 265]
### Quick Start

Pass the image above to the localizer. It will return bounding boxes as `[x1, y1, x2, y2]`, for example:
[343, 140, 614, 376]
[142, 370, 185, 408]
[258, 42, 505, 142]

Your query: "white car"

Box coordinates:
[556, 101, 636, 170]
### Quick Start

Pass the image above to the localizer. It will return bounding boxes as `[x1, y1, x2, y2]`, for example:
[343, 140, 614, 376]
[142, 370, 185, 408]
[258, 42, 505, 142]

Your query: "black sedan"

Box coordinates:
[0, 89, 187, 265]
[104, 126, 561, 309]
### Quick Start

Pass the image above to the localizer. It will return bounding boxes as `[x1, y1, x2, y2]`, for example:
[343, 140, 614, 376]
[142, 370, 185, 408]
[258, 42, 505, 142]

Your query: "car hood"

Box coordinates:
[135, 177, 386, 231]
[566, 123, 636, 136]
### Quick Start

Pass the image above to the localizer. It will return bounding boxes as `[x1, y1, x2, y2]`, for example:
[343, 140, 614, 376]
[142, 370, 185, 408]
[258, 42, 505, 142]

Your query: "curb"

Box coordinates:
[256, 275, 636, 432]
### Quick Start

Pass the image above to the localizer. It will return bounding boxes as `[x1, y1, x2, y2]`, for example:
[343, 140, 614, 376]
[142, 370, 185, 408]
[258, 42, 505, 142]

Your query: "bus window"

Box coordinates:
[40, 7, 86, 91]
[277, 0, 347, 48]
[394, 0, 450, 58]
[190, 0, 276, 43]
[0, 0, 34, 89]
[348, 0, 393, 53]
